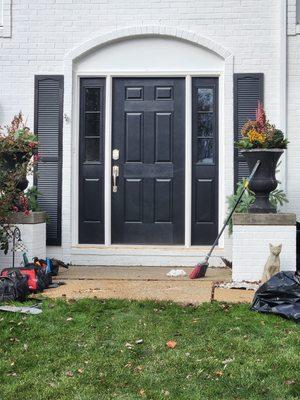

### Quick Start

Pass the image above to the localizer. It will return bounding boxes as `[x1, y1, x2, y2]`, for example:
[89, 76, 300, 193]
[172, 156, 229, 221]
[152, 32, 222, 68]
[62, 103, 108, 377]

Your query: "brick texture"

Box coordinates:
[232, 225, 296, 281]
[0, 223, 46, 270]
[0, 1, 296, 265]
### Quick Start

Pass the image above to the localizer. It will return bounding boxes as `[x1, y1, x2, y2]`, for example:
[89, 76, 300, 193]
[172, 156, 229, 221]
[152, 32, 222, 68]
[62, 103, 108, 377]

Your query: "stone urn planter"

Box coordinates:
[1, 151, 30, 192]
[241, 149, 284, 213]
[1, 151, 29, 170]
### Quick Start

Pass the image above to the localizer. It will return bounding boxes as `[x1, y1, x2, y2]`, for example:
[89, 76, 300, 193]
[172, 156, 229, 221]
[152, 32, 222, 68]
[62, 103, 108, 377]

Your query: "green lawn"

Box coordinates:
[0, 299, 299, 400]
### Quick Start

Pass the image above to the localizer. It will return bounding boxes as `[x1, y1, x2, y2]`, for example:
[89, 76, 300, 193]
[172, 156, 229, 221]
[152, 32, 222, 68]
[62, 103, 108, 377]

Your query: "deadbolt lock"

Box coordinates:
[112, 149, 119, 161]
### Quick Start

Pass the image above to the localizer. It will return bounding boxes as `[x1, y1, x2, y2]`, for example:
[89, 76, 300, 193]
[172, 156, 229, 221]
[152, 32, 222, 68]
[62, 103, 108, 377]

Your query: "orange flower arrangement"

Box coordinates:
[236, 102, 288, 150]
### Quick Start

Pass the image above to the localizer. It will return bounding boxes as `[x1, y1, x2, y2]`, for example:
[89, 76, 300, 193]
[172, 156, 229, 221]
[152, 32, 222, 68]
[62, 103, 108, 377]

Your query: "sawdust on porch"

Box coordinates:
[46, 266, 255, 304]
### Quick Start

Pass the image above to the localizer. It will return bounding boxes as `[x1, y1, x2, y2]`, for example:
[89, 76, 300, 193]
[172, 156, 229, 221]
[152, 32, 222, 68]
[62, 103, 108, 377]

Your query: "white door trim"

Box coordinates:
[73, 71, 224, 249]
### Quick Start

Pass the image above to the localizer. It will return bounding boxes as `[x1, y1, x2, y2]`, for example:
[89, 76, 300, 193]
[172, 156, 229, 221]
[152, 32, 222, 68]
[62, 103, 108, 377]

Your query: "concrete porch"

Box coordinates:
[46, 266, 255, 304]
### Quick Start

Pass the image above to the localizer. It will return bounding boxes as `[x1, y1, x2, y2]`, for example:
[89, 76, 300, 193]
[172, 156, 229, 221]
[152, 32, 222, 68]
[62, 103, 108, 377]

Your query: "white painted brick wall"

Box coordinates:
[0, 0, 293, 265]
[0, 0, 281, 125]
[0, 223, 46, 270]
[232, 225, 296, 282]
[287, 1, 300, 221]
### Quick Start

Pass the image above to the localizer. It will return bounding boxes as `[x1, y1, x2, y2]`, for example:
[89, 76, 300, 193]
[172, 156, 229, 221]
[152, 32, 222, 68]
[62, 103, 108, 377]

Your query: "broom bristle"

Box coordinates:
[189, 262, 208, 279]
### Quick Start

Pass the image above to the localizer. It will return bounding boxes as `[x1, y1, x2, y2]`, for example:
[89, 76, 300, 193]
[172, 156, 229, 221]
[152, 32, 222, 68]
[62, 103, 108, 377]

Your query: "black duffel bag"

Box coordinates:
[0, 268, 30, 302]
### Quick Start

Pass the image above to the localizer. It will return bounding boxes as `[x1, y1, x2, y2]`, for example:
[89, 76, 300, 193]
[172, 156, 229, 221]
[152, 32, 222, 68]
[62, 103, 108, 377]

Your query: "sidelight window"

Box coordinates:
[196, 87, 215, 165]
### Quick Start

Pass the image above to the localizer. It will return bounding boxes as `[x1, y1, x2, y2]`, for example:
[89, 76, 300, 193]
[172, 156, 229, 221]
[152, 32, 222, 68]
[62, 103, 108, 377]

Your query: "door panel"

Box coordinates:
[112, 78, 185, 245]
[79, 78, 105, 244]
[192, 78, 218, 245]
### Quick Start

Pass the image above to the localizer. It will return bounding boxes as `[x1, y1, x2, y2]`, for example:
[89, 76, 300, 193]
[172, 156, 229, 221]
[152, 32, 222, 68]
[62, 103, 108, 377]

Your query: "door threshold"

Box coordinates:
[72, 244, 224, 252]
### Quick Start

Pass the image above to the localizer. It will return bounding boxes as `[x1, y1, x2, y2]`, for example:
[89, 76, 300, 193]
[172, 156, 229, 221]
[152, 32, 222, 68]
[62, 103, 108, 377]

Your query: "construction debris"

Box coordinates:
[166, 269, 187, 277]
[0, 305, 42, 314]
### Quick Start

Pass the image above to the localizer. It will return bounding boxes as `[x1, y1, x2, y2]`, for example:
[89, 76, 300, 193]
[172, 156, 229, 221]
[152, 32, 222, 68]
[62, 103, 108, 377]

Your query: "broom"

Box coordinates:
[189, 160, 261, 279]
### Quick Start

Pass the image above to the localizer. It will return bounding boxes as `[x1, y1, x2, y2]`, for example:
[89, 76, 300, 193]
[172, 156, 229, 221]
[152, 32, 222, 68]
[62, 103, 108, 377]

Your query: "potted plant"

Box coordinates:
[235, 102, 288, 213]
[0, 112, 40, 253]
[0, 112, 38, 192]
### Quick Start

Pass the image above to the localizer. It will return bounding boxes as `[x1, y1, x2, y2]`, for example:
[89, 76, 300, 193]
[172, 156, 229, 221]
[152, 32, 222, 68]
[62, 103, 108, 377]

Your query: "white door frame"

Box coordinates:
[72, 70, 224, 248]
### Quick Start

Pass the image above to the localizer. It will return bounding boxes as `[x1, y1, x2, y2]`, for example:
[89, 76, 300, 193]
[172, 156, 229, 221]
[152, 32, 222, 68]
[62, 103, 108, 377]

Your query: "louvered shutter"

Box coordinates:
[34, 76, 63, 245]
[233, 73, 264, 187]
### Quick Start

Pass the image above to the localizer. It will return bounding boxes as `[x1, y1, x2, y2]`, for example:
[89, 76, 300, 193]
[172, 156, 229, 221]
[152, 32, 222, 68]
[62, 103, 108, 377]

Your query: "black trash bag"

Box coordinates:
[251, 271, 300, 323]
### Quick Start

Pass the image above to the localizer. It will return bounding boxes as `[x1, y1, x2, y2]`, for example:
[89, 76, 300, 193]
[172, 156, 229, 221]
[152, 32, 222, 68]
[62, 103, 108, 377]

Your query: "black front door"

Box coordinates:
[111, 78, 185, 244]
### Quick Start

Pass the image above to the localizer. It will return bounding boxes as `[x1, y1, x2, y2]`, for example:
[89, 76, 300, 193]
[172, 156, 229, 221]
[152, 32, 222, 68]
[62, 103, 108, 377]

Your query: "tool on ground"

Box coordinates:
[0, 305, 42, 315]
[189, 160, 261, 279]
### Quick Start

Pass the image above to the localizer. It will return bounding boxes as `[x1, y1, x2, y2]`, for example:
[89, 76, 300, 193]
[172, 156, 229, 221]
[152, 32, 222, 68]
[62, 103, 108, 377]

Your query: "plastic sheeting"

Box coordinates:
[251, 271, 300, 323]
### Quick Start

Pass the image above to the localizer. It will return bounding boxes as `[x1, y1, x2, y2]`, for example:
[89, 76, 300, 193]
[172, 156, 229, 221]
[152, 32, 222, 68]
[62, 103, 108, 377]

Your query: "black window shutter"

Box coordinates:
[34, 75, 63, 246]
[233, 73, 264, 187]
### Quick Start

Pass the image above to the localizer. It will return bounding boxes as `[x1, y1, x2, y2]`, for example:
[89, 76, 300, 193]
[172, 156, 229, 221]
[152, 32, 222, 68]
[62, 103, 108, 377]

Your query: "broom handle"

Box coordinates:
[205, 160, 261, 261]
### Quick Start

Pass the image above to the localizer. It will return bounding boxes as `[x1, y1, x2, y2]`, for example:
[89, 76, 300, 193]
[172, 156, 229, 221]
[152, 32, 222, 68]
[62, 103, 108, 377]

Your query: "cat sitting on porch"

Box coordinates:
[261, 244, 282, 284]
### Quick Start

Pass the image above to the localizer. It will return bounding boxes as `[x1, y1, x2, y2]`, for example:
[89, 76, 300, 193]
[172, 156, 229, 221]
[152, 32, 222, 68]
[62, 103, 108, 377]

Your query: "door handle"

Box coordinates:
[112, 165, 119, 193]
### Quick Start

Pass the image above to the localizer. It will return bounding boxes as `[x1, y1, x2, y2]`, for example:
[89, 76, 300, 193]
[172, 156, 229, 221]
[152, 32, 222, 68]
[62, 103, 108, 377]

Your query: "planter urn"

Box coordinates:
[1, 151, 29, 170]
[1, 151, 30, 193]
[241, 149, 284, 213]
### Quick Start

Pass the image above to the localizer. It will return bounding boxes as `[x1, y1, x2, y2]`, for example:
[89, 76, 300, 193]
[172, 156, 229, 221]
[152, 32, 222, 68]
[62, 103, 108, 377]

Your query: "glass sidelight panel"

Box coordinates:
[79, 78, 105, 244]
[197, 88, 213, 111]
[192, 78, 218, 245]
[85, 113, 100, 136]
[196, 87, 215, 166]
[198, 137, 214, 164]
[197, 113, 213, 136]
[85, 88, 100, 111]
[85, 138, 100, 162]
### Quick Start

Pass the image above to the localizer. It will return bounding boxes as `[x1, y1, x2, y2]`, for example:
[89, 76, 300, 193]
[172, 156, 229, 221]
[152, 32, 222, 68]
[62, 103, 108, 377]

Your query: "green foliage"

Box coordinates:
[270, 188, 289, 209]
[24, 186, 42, 212]
[0, 299, 299, 400]
[0, 112, 38, 155]
[226, 181, 288, 235]
[226, 180, 255, 234]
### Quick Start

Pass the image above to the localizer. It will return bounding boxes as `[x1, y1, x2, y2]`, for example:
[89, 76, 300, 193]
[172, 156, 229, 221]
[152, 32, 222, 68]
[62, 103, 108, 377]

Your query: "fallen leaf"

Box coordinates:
[215, 370, 224, 377]
[135, 339, 143, 344]
[166, 340, 177, 349]
[134, 365, 143, 373]
[125, 342, 133, 349]
[139, 389, 146, 397]
[162, 390, 170, 397]
[65, 370, 74, 377]
[222, 358, 234, 365]
[66, 317, 73, 321]
[284, 380, 296, 385]
[77, 368, 84, 374]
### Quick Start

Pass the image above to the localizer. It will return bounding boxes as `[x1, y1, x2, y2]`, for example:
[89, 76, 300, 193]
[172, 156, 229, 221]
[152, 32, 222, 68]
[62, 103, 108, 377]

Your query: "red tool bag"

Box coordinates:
[1, 265, 47, 293]
[0, 269, 30, 301]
